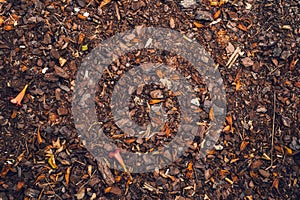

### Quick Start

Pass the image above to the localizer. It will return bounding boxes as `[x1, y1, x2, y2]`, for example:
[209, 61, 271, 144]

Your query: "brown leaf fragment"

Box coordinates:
[251, 160, 263, 169]
[272, 178, 279, 193]
[258, 169, 270, 178]
[241, 57, 254, 67]
[109, 186, 122, 195]
[54, 65, 69, 79]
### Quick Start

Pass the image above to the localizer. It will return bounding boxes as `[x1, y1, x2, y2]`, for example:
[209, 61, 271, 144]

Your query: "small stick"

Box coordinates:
[226, 47, 240, 68]
[266, 92, 276, 170]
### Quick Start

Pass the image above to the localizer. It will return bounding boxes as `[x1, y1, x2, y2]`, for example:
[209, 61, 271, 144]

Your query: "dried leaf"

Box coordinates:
[10, 84, 29, 106]
[149, 99, 164, 105]
[48, 155, 57, 169]
[100, 0, 112, 8]
[187, 162, 193, 171]
[78, 33, 85, 44]
[4, 25, 13, 31]
[76, 187, 85, 200]
[77, 13, 86, 20]
[169, 18, 175, 29]
[124, 138, 136, 145]
[115, 176, 122, 183]
[65, 167, 71, 186]
[88, 165, 92, 177]
[37, 127, 43, 144]
[226, 116, 232, 127]
[59, 57, 67, 67]
[238, 23, 248, 31]
[193, 21, 204, 28]
[235, 79, 241, 91]
[240, 141, 249, 151]
[0, 16, 4, 26]
[209, 107, 214, 121]
[11, 110, 18, 119]
[104, 187, 112, 193]
[82, 44, 88, 51]
[284, 146, 293, 155]
[16, 181, 24, 191]
[213, 10, 221, 19]
[272, 178, 279, 193]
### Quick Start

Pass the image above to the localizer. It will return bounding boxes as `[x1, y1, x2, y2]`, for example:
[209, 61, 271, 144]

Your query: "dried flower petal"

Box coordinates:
[109, 149, 127, 172]
[10, 84, 29, 106]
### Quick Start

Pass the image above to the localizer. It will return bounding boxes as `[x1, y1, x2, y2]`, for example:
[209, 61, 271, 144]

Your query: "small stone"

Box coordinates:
[256, 106, 267, 113]
[195, 10, 213, 21]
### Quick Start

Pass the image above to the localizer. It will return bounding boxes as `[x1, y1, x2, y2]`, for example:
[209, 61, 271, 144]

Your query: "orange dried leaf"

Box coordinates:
[100, 0, 112, 8]
[187, 162, 193, 171]
[226, 115, 232, 127]
[240, 141, 249, 151]
[0, 16, 4, 26]
[115, 175, 122, 183]
[78, 33, 85, 44]
[33, 174, 46, 184]
[104, 186, 112, 193]
[284, 146, 293, 155]
[238, 23, 248, 32]
[210, 0, 219, 6]
[209, 107, 214, 121]
[124, 138, 136, 145]
[149, 99, 164, 105]
[37, 127, 43, 144]
[213, 10, 221, 19]
[78, 14, 86, 20]
[272, 178, 279, 193]
[223, 125, 231, 132]
[156, 70, 163, 78]
[16, 181, 24, 191]
[4, 25, 13, 31]
[193, 21, 204, 28]
[65, 167, 71, 186]
[10, 84, 29, 106]
[11, 110, 18, 119]
[235, 79, 241, 91]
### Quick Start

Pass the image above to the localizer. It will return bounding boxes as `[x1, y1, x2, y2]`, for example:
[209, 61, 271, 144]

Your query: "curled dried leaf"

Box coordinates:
[100, 0, 112, 8]
[10, 84, 29, 106]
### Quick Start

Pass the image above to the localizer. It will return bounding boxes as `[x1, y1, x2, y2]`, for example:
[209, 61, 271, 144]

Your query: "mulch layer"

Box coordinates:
[0, 0, 299, 199]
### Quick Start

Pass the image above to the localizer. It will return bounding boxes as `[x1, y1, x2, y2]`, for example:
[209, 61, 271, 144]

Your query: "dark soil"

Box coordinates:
[0, 0, 299, 199]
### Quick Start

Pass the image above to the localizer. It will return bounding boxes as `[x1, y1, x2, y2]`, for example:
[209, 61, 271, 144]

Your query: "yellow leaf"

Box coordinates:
[48, 155, 57, 169]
